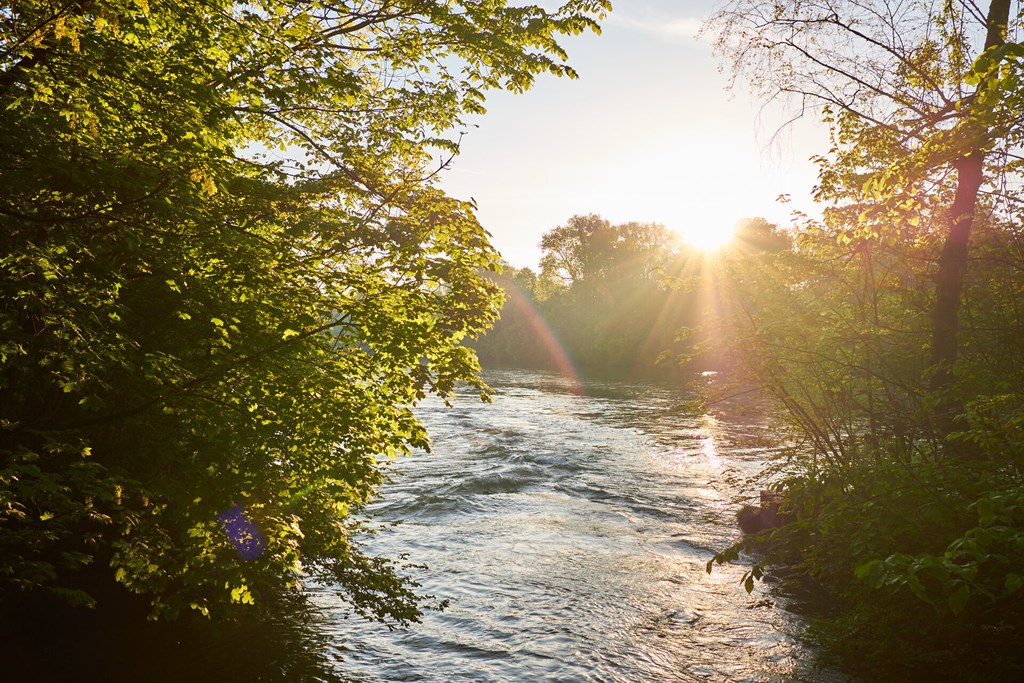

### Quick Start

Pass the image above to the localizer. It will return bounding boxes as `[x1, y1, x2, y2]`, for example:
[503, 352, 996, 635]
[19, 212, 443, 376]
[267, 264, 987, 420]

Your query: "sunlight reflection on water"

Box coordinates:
[313, 369, 845, 682]
[700, 428, 724, 471]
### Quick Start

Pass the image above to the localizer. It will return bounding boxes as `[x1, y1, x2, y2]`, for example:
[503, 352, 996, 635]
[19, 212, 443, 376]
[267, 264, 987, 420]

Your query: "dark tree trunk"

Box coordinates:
[930, 150, 984, 391]
[928, 0, 1011, 442]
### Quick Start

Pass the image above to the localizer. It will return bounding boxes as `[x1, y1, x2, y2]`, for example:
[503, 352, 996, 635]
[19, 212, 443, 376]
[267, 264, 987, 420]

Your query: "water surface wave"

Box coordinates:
[316, 370, 841, 682]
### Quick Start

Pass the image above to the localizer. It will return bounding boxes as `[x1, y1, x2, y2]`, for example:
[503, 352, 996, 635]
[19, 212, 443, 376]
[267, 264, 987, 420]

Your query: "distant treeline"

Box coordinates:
[474, 214, 790, 379]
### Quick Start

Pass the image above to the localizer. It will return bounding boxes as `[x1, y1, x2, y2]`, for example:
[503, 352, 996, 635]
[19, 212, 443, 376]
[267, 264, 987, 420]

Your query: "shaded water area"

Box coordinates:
[315, 369, 844, 682]
[6, 369, 846, 682]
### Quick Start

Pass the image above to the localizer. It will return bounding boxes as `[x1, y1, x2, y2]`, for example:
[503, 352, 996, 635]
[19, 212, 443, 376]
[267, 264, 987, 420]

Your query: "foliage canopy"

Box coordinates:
[711, 0, 1023, 408]
[0, 0, 609, 620]
[475, 215, 790, 375]
[705, 1, 1024, 676]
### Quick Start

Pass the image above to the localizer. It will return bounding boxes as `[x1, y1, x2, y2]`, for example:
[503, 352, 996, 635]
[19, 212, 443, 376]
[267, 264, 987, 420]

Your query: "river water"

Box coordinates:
[7, 368, 849, 682]
[308, 369, 842, 682]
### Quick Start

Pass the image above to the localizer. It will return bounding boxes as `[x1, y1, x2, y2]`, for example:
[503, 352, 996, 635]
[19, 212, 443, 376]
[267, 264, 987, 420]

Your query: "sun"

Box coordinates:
[679, 221, 738, 252]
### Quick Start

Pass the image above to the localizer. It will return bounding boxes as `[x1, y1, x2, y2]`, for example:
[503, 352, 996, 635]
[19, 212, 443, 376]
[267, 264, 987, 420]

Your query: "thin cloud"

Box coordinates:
[606, 13, 705, 40]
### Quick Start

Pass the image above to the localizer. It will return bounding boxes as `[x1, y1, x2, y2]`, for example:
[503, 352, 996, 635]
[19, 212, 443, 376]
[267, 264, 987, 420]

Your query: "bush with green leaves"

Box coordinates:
[704, 213, 1024, 676]
[703, 1, 1024, 671]
[0, 0, 610, 621]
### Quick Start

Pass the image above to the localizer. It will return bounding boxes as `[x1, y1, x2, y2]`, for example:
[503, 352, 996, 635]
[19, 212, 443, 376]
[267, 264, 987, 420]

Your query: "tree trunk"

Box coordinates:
[928, 0, 1011, 417]
[930, 150, 984, 392]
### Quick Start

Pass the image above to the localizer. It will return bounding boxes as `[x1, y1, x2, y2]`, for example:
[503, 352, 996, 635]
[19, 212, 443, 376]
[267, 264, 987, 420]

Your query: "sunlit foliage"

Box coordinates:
[0, 0, 610, 621]
[708, 210, 1024, 676]
[705, 1, 1024, 677]
[474, 215, 687, 374]
[475, 215, 790, 376]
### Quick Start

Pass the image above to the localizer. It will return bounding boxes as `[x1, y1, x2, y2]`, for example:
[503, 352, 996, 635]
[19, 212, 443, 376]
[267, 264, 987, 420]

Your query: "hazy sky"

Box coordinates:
[440, 1, 829, 268]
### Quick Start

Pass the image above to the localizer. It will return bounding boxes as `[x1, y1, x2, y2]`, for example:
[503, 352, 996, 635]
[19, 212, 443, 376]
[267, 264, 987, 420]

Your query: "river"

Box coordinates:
[7, 368, 846, 681]
[307, 369, 842, 682]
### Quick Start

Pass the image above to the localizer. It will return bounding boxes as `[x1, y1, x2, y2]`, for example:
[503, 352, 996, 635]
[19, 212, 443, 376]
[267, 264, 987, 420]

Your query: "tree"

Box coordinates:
[0, 0, 610, 621]
[704, 3, 1024, 674]
[533, 215, 689, 373]
[539, 213, 675, 287]
[733, 217, 792, 253]
[539, 214, 614, 286]
[472, 262, 555, 368]
[709, 0, 1023, 434]
[707, 202, 1024, 678]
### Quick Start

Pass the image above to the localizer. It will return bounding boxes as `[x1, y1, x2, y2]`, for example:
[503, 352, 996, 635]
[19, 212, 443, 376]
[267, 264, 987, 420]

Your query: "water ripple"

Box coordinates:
[316, 370, 845, 682]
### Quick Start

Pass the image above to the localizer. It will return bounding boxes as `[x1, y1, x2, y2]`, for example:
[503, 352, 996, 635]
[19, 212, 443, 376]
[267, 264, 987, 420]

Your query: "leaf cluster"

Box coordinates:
[0, 0, 608, 622]
[705, 193, 1024, 677]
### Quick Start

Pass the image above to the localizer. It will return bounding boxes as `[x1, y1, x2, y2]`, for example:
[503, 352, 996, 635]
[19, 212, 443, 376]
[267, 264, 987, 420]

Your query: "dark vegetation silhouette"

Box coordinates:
[736, 491, 791, 535]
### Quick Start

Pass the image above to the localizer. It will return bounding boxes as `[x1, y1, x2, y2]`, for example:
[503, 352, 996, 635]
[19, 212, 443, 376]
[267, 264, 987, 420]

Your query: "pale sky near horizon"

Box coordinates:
[439, 1, 830, 269]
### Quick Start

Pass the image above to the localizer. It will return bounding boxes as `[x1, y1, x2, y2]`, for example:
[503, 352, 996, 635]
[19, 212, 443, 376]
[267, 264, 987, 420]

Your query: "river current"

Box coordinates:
[309, 369, 842, 682]
[7, 368, 851, 682]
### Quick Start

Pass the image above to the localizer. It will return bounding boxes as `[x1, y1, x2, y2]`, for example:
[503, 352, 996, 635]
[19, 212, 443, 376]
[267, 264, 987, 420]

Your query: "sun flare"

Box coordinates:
[678, 221, 737, 252]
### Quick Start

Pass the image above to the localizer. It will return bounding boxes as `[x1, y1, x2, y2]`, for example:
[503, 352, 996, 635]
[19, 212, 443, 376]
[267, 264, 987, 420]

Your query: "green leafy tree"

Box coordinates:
[733, 217, 792, 253]
[539, 213, 675, 288]
[0, 0, 610, 621]
[707, 210, 1024, 677]
[710, 0, 1022, 430]
[538, 214, 615, 286]
[472, 262, 554, 368]
[704, 1, 1024, 675]
[533, 215, 687, 373]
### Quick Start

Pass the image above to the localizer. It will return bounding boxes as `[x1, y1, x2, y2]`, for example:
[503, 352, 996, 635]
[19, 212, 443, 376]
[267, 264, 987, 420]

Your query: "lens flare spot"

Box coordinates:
[219, 504, 267, 560]
[501, 278, 584, 396]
